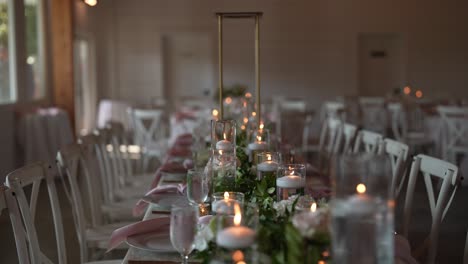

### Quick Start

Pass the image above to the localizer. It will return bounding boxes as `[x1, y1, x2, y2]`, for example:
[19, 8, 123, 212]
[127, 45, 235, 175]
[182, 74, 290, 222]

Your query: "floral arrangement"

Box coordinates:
[195, 130, 331, 263]
[214, 84, 248, 99]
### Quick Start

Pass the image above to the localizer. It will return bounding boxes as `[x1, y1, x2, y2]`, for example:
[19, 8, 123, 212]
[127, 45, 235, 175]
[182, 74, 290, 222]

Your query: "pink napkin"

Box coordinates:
[133, 184, 186, 216]
[175, 135, 193, 146]
[395, 234, 418, 264]
[175, 111, 197, 121]
[107, 217, 170, 252]
[168, 147, 192, 157]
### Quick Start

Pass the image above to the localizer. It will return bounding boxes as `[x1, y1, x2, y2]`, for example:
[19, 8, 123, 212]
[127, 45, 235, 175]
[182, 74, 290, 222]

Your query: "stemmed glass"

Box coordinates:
[186, 168, 209, 206]
[170, 202, 199, 264]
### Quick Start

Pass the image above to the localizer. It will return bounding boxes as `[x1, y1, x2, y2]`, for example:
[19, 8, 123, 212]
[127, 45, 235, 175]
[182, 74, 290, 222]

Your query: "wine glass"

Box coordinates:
[186, 168, 209, 205]
[170, 202, 199, 264]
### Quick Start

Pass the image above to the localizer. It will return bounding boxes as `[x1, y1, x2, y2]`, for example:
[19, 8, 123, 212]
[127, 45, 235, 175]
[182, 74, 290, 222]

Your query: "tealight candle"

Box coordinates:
[216, 204, 255, 249]
[257, 158, 278, 172]
[276, 175, 306, 189]
[216, 133, 233, 151]
[346, 183, 374, 215]
[211, 192, 244, 213]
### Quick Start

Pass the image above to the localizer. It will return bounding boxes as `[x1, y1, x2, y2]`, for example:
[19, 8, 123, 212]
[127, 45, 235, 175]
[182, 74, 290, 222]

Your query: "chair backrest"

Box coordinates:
[359, 97, 387, 135]
[128, 108, 165, 147]
[437, 106, 468, 162]
[318, 118, 344, 156]
[341, 123, 357, 154]
[1, 185, 32, 264]
[5, 162, 67, 264]
[56, 144, 95, 262]
[403, 154, 459, 264]
[353, 130, 384, 154]
[321, 101, 345, 121]
[383, 138, 409, 198]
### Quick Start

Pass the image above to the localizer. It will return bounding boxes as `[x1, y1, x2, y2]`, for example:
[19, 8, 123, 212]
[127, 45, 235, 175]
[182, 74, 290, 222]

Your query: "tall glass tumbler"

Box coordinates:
[330, 153, 394, 264]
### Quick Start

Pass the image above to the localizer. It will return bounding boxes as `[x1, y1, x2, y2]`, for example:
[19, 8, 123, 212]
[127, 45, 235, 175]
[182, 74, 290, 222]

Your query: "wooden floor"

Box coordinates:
[0, 177, 466, 263]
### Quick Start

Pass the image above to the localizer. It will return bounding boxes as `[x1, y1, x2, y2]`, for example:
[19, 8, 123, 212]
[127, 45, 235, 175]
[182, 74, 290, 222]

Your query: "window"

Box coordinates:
[24, 0, 44, 100]
[0, 0, 12, 103]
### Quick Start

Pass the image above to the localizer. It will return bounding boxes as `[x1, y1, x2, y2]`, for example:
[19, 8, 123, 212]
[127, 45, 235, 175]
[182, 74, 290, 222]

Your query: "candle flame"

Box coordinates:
[290, 170, 295, 176]
[224, 192, 229, 201]
[218, 150, 223, 155]
[356, 183, 366, 194]
[243, 117, 248, 124]
[259, 123, 264, 130]
[310, 202, 317, 212]
[415, 90, 423, 98]
[267, 154, 272, 161]
[245, 92, 252, 98]
[252, 112, 257, 117]
[233, 203, 242, 226]
[403, 86, 411, 95]
[256, 135, 262, 142]
[212, 109, 219, 116]
[241, 125, 246, 130]
[225, 97, 232, 104]
[223, 133, 227, 140]
[232, 250, 244, 262]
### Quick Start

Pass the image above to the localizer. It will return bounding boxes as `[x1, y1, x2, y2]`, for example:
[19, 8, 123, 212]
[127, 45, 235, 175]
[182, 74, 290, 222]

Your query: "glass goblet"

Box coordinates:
[170, 202, 199, 264]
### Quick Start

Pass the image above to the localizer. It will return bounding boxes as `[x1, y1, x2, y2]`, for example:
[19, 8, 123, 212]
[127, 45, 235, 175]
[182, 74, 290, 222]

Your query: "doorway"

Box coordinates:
[358, 33, 406, 96]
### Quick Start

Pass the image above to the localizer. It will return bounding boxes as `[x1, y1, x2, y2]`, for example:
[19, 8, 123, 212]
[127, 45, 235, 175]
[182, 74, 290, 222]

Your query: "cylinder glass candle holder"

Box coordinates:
[256, 152, 281, 192]
[247, 129, 270, 162]
[215, 202, 259, 250]
[212, 119, 236, 156]
[330, 153, 393, 264]
[212, 149, 237, 193]
[211, 191, 245, 214]
[276, 164, 306, 201]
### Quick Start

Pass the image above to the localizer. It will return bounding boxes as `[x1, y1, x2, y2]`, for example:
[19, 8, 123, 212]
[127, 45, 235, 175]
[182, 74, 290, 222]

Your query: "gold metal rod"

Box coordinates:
[217, 15, 224, 120]
[255, 15, 261, 125]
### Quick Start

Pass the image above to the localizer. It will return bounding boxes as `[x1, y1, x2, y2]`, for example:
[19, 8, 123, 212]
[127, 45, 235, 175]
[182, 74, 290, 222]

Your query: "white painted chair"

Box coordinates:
[353, 130, 384, 154]
[57, 145, 131, 262]
[341, 123, 358, 154]
[1, 185, 31, 264]
[321, 101, 345, 121]
[383, 138, 409, 198]
[437, 106, 468, 164]
[5, 162, 67, 264]
[302, 113, 320, 154]
[359, 96, 388, 135]
[403, 154, 460, 264]
[387, 102, 433, 154]
[318, 118, 344, 156]
[127, 108, 168, 172]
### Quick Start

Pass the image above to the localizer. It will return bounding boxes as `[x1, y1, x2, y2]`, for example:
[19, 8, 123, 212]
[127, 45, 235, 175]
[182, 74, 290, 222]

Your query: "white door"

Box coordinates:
[358, 34, 406, 96]
[163, 33, 215, 104]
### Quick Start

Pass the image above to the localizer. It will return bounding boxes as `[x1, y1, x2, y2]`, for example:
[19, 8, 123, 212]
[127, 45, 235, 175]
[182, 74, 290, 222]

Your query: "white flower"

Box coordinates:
[194, 224, 214, 251]
[292, 207, 330, 239]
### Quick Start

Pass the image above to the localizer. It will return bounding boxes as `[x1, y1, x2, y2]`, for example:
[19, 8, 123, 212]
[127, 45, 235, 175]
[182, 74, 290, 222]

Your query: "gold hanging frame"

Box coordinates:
[216, 12, 263, 125]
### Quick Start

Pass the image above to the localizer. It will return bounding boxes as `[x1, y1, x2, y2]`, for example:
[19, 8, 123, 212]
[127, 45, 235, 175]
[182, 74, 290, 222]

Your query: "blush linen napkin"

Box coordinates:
[107, 217, 170, 252]
[133, 184, 186, 216]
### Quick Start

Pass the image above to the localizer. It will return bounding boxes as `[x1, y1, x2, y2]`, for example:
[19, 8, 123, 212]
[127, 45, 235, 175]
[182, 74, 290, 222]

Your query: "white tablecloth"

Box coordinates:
[18, 108, 74, 165]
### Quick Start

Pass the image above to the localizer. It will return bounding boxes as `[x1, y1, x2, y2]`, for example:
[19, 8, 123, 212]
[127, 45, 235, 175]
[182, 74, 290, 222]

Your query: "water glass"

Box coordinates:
[276, 164, 306, 201]
[330, 153, 393, 264]
[170, 202, 199, 264]
[186, 168, 209, 205]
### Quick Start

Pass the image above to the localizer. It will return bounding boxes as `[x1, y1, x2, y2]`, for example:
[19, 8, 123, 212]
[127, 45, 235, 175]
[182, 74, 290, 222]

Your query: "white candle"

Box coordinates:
[216, 226, 256, 249]
[216, 203, 255, 249]
[346, 183, 375, 215]
[248, 141, 267, 151]
[216, 133, 233, 151]
[276, 175, 305, 189]
[257, 160, 278, 172]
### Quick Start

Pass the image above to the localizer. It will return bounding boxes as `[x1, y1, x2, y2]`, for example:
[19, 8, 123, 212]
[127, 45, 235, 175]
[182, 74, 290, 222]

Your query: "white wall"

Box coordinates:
[89, 0, 468, 109]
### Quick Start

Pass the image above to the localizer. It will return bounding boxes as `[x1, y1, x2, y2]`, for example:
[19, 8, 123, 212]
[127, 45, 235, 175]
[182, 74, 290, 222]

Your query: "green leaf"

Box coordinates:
[267, 187, 275, 194]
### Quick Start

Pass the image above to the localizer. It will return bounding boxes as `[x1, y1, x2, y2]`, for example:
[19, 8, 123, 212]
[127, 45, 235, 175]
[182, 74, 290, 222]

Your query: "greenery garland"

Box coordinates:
[195, 129, 331, 264]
